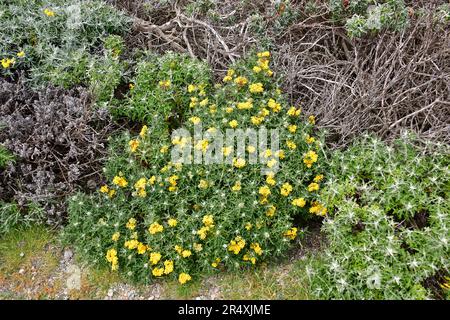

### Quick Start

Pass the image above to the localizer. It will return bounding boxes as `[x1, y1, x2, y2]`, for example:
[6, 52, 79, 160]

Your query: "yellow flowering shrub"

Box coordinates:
[64, 51, 326, 284]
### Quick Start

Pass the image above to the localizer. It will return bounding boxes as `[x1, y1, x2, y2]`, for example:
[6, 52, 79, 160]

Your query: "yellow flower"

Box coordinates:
[137, 242, 147, 254]
[267, 99, 281, 112]
[108, 189, 116, 198]
[202, 214, 214, 227]
[284, 227, 298, 240]
[247, 145, 256, 153]
[266, 70, 273, 77]
[197, 226, 209, 240]
[225, 107, 234, 113]
[222, 146, 233, 157]
[189, 116, 201, 125]
[250, 243, 263, 256]
[251, 116, 264, 126]
[179, 273, 192, 284]
[112, 232, 120, 242]
[129, 83, 135, 90]
[308, 115, 316, 124]
[150, 252, 162, 265]
[243, 254, 256, 264]
[266, 205, 276, 217]
[134, 177, 147, 190]
[259, 185, 271, 197]
[129, 140, 139, 153]
[164, 260, 174, 274]
[168, 218, 178, 227]
[188, 84, 197, 92]
[17, 51, 25, 58]
[43, 8, 55, 17]
[124, 239, 139, 250]
[267, 159, 277, 168]
[148, 222, 164, 235]
[106, 248, 118, 271]
[152, 267, 164, 277]
[193, 243, 203, 252]
[314, 174, 324, 182]
[160, 145, 169, 153]
[280, 182, 293, 196]
[253, 66, 262, 73]
[100, 185, 109, 193]
[305, 134, 315, 144]
[211, 258, 221, 268]
[287, 124, 297, 133]
[139, 125, 148, 137]
[257, 51, 270, 58]
[266, 173, 276, 186]
[307, 182, 320, 192]
[292, 198, 306, 208]
[228, 236, 246, 254]
[227, 69, 235, 77]
[148, 176, 157, 185]
[182, 250, 192, 258]
[174, 245, 183, 254]
[237, 100, 253, 110]
[159, 80, 171, 88]
[286, 140, 296, 150]
[309, 201, 327, 216]
[223, 75, 232, 82]
[199, 98, 209, 107]
[1, 58, 15, 69]
[287, 106, 301, 117]
[234, 76, 248, 86]
[303, 150, 318, 168]
[126, 218, 136, 230]
[249, 83, 264, 94]
[245, 222, 252, 230]
[189, 97, 198, 108]
[233, 158, 246, 168]
[232, 181, 242, 192]
[276, 150, 285, 159]
[229, 120, 238, 128]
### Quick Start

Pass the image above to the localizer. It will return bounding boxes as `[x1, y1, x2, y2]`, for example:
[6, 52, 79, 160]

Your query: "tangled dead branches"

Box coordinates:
[275, 12, 450, 146]
[0, 79, 116, 223]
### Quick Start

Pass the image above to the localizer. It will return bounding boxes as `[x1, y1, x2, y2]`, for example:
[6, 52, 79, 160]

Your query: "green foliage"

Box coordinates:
[0, 0, 131, 88]
[329, 0, 409, 38]
[308, 135, 450, 299]
[88, 35, 127, 104]
[0, 202, 45, 236]
[0, 145, 14, 168]
[115, 52, 212, 122]
[63, 51, 326, 284]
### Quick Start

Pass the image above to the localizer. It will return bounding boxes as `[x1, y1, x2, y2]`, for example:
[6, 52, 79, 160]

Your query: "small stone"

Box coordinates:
[63, 249, 73, 261]
[19, 252, 25, 258]
[107, 289, 114, 297]
[147, 295, 155, 300]
[18, 268, 25, 274]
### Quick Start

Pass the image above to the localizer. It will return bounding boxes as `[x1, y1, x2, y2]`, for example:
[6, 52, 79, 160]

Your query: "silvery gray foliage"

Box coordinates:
[0, 79, 115, 224]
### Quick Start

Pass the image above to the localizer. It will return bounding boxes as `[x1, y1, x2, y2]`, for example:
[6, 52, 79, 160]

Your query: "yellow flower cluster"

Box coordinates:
[106, 249, 118, 271]
[284, 227, 298, 240]
[1, 58, 15, 69]
[249, 82, 264, 94]
[228, 236, 246, 254]
[197, 214, 214, 240]
[113, 175, 128, 188]
[309, 201, 327, 216]
[148, 222, 164, 235]
[303, 150, 318, 168]
[44, 8, 55, 17]
[159, 79, 171, 88]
